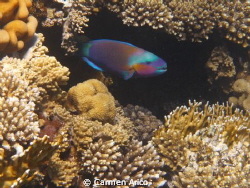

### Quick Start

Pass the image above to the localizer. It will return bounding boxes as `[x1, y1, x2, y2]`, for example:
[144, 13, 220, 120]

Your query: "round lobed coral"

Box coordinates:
[228, 65, 250, 110]
[66, 79, 116, 124]
[0, 0, 38, 53]
[153, 100, 250, 187]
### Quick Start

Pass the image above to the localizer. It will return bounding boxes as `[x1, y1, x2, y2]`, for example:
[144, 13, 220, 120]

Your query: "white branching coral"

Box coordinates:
[0, 68, 40, 145]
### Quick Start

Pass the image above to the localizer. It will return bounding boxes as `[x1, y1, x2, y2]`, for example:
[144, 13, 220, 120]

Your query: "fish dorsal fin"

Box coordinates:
[83, 57, 104, 71]
[118, 41, 136, 47]
[122, 70, 135, 80]
[94, 39, 137, 48]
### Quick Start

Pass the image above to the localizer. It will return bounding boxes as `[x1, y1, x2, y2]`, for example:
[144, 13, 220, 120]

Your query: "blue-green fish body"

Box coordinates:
[80, 39, 167, 80]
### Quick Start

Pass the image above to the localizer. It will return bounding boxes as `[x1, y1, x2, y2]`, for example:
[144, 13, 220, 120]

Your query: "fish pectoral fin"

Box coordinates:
[123, 70, 135, 80]
[83, 57, 104, 71]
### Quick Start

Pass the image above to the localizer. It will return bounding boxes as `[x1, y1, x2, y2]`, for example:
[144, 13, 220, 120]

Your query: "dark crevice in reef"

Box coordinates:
[39, 8, 230, 119]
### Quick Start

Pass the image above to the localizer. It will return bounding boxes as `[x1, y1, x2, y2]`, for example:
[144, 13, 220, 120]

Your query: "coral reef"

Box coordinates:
[0, 67, 60, 187]
[0, 33, 70, 102]
[0, 30, 69, 187]
[82, 139, 166, 187]
[0, 67, 40, 146]
[108, 0, 250, 46]
[153, 100, 250, 187]
[66, 79, 115, 124]
[40, 0, 250, 54]
[0, 0, 38, 53]
[37, 98, 167, 187]
[41, 103, 134, 187]
[206, 46, 236, 93]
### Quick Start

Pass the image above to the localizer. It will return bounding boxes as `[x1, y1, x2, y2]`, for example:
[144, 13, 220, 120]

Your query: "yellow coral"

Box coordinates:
[0, 0, 38, 53]
[66, 79, 116, 123]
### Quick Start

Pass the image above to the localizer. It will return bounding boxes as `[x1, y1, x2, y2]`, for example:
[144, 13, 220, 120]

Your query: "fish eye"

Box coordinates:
[144, 61, 151, 65]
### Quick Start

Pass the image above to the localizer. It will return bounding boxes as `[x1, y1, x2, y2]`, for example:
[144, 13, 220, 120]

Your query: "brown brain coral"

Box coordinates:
[153, 100, 250, 187]
[66, 79, 116, 124]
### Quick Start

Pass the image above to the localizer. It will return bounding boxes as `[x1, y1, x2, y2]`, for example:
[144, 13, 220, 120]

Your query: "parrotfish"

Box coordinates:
[79, 39, 167, 80]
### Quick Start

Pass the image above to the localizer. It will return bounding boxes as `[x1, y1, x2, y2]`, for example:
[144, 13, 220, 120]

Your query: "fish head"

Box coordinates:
[131, 51, 167, 77]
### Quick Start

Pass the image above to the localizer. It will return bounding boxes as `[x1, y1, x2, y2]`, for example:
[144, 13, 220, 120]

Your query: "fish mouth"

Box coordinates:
[158, 67, 167, 72]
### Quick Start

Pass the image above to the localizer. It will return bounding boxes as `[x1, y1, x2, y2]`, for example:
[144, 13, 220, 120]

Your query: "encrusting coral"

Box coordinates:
[0, 0, 38, 53]
[153, 100, 250, 187]
[122, 104, 163, 143]
[66, 79, 116, 124]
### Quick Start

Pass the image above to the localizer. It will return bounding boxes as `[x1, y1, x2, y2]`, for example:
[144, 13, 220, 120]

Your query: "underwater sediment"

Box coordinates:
[0, 0, 250, 188]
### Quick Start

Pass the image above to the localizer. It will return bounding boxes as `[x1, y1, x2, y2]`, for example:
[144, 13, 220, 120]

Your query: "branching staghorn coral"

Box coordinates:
[108, 0, 250, 45]
[218, 0, 250, 47]
[0, 0, 38, 53]
[153, 100, 250, 187]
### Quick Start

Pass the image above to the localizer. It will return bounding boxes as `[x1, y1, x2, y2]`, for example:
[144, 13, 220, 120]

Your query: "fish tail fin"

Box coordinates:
[77, 42, 92, 57]
[75, 35, 91, 56]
